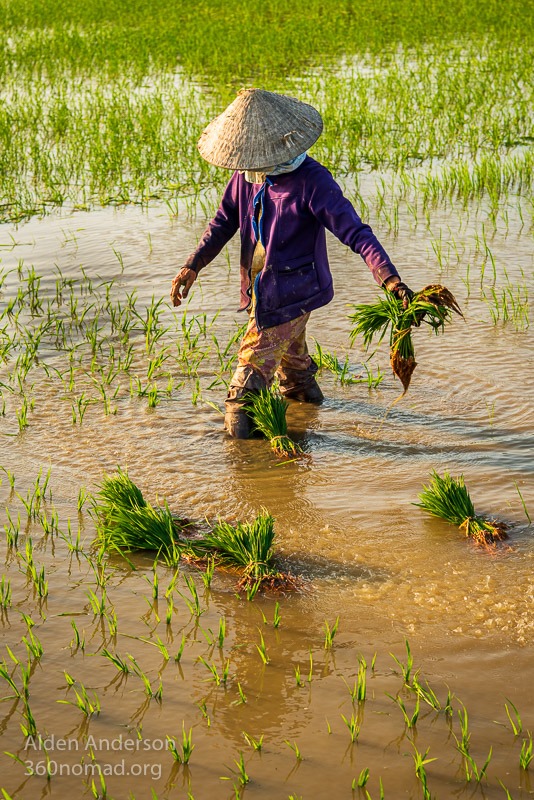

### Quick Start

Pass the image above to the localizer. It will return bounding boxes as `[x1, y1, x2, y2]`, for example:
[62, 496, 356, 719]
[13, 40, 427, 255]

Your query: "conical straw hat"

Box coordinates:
[198, 88, 323, 170]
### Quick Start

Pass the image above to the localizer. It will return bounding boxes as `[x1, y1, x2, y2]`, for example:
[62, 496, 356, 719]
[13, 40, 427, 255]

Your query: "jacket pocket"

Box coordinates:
[276, 254, 320, 305]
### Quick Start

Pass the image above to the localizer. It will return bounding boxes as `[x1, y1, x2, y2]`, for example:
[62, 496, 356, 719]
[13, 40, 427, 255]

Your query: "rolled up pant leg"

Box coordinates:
[276, 323, 324, 404]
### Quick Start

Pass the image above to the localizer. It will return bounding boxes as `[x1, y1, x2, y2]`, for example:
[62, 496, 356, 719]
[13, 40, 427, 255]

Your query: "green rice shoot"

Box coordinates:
[313, 342, 366, 385]
[415, 470, 508, 545]
[246, 388, 303, 458]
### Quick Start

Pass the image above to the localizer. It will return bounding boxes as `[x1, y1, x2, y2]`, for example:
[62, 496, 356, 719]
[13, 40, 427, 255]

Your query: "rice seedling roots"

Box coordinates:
[419, 284, 463, 317]
[390, 351, 417, 394]
[459, 517, 508, 546]
[236, 570, 303, 593]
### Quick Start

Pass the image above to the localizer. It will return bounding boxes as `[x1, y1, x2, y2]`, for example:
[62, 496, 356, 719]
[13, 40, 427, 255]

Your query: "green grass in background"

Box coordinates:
[2, 0, 533, 84]
[0, 0, 533, 220]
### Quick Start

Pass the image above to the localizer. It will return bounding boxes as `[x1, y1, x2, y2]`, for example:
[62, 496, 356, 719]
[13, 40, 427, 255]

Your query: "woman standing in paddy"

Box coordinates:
[171, 88, 414, 437]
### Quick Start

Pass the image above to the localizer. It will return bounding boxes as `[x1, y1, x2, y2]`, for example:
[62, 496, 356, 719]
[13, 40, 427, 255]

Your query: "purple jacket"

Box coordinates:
[184, 156, 399, 330]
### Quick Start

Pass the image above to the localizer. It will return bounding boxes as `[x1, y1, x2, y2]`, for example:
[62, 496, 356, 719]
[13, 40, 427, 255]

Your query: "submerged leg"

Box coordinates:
[224, 364, 267, 439]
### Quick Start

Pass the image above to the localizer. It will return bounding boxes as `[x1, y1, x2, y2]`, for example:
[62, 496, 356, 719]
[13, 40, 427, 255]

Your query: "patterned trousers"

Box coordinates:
[236, 312, 312, 385]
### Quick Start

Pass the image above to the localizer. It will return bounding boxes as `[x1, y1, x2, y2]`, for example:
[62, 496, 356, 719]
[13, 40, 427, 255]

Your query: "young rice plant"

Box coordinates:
[246, 389, 303, 458]
[415, 470, 508, 545]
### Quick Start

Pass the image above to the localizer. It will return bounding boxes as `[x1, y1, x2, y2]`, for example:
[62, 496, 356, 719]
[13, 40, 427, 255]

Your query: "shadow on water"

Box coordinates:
[276, 551, 391, 584]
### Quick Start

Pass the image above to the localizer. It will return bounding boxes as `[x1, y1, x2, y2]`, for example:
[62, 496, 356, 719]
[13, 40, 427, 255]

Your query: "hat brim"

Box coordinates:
[197, 89, 323, 170]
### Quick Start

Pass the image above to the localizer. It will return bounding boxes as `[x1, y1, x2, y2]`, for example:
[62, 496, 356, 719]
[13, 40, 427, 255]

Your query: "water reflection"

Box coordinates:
[0, 200, 534, 798]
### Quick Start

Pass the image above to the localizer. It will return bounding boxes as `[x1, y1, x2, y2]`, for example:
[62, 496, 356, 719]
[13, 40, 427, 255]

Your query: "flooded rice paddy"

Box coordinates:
[0, 194, 533, 799]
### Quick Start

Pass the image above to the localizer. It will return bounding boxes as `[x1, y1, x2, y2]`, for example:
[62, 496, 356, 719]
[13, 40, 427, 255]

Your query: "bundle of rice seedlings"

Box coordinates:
[92, 466, 146, 515]
[92, 473, 301, 591]
[200, 512, 275, 578]
[246, 388, 303, 458]
[92, 470, 187, 564]
[349, 284, 463, 394]
[415, 470, 508, 545]
[198, 511, 298, 590]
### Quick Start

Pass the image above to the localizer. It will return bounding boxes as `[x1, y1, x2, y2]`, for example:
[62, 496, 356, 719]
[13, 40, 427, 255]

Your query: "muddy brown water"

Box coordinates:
[0, 198, 533, 799]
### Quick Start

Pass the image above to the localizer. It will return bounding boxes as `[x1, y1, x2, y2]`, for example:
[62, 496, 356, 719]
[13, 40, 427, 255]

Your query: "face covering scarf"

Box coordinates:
[243, 151, 307, 184]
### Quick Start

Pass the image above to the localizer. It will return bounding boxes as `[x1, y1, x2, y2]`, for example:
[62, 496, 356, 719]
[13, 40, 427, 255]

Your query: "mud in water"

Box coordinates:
[0, 199, 533, 799]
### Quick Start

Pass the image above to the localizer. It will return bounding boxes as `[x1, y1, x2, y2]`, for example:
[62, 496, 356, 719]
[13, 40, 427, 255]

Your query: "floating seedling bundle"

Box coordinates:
[415, 470, 508, 545]
[349, 285, 463, 394]
[197, 513, 299, 590]
[92, 468, 187, 564]
[92, 470, 297, 590]
[246, 388, 303, 458]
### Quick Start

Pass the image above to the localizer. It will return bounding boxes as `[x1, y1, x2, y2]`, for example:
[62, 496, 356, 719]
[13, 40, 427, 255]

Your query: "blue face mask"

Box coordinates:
[267, 152, 307, 175]
[241, 152, 307, 183]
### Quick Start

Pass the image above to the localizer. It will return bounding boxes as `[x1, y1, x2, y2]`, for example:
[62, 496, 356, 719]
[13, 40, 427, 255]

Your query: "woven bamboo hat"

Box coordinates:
[197, 88, 323, 170]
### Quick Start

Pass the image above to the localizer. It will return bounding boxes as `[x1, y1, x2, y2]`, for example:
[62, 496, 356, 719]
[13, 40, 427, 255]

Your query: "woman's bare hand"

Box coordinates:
[170, 268, 197, 307]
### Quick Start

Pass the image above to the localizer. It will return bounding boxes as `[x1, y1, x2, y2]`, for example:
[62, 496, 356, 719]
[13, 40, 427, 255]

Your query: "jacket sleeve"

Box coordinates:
[308, 168, 400, 286]
[184, 173, 240, 274]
